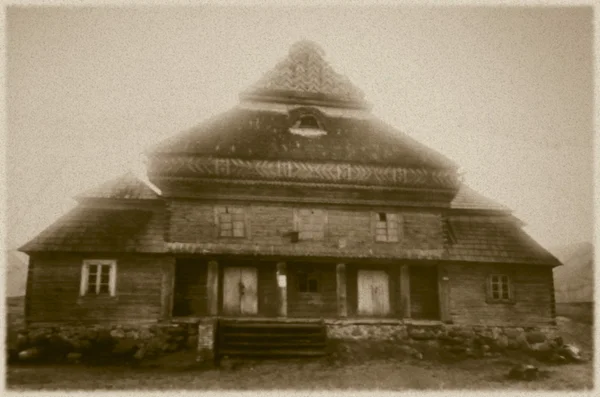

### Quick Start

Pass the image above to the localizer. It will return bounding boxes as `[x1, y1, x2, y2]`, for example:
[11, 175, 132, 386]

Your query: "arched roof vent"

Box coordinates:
[289, 111, 327, 137]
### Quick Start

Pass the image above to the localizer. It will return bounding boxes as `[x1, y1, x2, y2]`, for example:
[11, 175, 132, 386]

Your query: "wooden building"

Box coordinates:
[20, 41, 561, 357]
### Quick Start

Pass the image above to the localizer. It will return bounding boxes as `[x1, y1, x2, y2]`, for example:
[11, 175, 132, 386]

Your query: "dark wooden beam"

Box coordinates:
[336, 263, 348, 317]
[160, 258, 176, 319]
[207, 260, 219, 316]
[400, 264, 411, 318]
[437, 264, 451, 323]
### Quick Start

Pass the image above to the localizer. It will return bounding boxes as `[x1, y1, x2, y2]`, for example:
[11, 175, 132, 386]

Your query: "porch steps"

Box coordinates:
[216, 319, 327, 359]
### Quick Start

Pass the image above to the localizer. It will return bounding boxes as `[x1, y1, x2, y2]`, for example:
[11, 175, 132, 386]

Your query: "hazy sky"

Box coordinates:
[6, 5, 594, 251]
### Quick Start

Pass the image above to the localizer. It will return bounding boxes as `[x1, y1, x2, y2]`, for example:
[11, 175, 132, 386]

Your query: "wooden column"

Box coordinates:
[160, 259, 176, 319]
[400, 264, 411, 318]
[336, 263, 347, 317]
[437, 264, 451, 323]
[207, 260, 219, 316]
[276, 262, 287, 317]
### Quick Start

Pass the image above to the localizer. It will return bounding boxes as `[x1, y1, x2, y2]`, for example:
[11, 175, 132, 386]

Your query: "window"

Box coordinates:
[487, 274, 512, 302]
[80, 260, 117, 297]
[298, 271, 319, 293]
[295, 209, 326, 241]
[216, 206, 246, 238]
[288, 110, 327, 137]
[374, 212, 399, 242]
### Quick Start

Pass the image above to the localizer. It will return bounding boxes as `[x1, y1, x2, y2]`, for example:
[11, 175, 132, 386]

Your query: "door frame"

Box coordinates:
[220, 265, 259, 316]
[356, 269, 391, 317]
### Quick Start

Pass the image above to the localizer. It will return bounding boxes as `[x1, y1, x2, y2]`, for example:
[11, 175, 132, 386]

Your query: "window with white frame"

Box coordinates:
[374, 212, 399, 242]
[80, 260, 117, 297]
[216, 206, 246, 238]
[295, 209, 326, 241]
[487, 274, 512, 302]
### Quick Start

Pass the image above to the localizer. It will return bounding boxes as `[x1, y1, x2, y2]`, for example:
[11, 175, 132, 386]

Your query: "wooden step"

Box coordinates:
[220, 331, 325, 338]
[218, 349, 326, 357]
[223, 340, 326, 348]
[220, 322, 324, 329]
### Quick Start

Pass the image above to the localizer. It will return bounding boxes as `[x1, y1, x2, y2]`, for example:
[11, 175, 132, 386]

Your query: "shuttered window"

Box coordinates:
[216, 206, 246, 238]
[294, 209, 326, 241]
[374, 212, 400, 242]
[80, 260, 117, 297]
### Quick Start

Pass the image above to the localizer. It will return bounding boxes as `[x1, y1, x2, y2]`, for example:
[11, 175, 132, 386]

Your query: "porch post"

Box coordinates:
[437, 264, 451, 323]
[276, 262, 287, 317]
[207, 260, 219, 316]
[336, 263, 347, 317]
[400, 264, 411, 318]
[160, 258, 176, 319]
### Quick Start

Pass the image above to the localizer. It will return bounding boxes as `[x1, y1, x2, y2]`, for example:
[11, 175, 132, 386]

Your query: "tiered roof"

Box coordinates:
[19, 40, 560, 267]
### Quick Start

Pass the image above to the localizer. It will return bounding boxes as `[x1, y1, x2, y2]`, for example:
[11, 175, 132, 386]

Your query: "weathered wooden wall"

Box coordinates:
[287, 262, 337, 317]
[26, 253, 174, 325]
[167, 200, 444, 258]
[447, 263, 555, 326]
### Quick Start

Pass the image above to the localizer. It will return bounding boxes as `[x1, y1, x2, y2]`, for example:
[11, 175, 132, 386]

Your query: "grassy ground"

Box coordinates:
[6, 315, 594, 391]
[5, 356, 593, 391]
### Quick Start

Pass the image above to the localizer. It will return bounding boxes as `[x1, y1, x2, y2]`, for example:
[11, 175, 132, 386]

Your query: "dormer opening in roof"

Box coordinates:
[288, 106, 327, 137]
[240, 40, 371, 110]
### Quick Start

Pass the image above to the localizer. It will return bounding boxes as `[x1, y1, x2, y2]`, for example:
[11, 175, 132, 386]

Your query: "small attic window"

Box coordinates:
[298, 115, 320, 129]
[289, 113, 327, 137]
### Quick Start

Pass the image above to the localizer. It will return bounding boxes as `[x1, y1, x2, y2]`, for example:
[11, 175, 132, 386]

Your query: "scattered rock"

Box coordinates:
[558, 344, 583, 362]
[526, 331, 546, 344]
[508, 364, 539, 381]
[530, 341, 552, 353]
[19, 347, 41, 361]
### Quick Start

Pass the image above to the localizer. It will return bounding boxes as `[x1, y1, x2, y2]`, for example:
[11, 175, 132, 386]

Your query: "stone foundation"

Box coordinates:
[325, 319, 559, 357]
[10, 322, 200, 364]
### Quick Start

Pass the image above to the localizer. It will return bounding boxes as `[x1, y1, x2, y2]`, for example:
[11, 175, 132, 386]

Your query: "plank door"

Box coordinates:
[223, 267, 258, 315]
[357, 270, 390, 316]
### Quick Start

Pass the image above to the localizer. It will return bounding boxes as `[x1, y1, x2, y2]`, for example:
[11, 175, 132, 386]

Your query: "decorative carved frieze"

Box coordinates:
[148, 156, 460, 189]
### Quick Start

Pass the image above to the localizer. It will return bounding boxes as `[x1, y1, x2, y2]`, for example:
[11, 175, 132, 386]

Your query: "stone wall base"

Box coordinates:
[11, 322, 201, 365]
[325, 320, 560, 358]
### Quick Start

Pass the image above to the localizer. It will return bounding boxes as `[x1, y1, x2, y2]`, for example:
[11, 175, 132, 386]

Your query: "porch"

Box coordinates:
[167, 256, 450, 322]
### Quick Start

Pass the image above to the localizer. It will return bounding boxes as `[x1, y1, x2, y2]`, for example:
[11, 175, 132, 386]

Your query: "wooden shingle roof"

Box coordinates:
[444, 215, 560, 266]
[19, 206, 166, 253]
[150, 108, 457, 170]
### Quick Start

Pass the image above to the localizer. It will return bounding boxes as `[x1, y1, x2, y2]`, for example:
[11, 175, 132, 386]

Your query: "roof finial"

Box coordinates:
[289, 40, 325, 58]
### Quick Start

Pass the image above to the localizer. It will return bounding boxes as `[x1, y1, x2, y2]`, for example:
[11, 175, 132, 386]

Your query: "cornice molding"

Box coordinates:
[148, 156, 460, 190]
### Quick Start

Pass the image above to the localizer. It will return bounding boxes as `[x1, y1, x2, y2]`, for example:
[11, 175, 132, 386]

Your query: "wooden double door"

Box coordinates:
[222, 267, 258, 315]
[357, 270, 390, 316]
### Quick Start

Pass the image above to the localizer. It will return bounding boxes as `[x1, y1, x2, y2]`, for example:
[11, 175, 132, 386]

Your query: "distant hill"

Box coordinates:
[551, 242, 594, 303]
[5, 250, 28, 297]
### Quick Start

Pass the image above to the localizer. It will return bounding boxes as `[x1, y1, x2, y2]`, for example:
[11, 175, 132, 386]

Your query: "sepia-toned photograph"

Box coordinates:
[4, 2, 595, 392]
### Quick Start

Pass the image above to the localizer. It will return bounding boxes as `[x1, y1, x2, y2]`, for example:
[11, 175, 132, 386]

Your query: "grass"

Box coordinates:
[5, 356, 593, 390]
